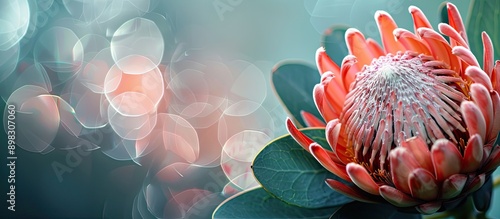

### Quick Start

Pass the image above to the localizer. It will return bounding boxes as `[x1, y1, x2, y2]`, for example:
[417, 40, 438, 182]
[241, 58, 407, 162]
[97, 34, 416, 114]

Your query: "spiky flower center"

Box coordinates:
[340, 52, 469, 175]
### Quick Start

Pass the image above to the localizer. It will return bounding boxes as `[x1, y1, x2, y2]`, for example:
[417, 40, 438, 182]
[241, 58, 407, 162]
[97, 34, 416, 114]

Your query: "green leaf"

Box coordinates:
[329, 201, 422, 219]
[212, 187, 339, 219]
[272, 62, 323, 128]
[466, 0, 500, 65]
[321, 25, 350, 66]
[252, 128, 353, 208]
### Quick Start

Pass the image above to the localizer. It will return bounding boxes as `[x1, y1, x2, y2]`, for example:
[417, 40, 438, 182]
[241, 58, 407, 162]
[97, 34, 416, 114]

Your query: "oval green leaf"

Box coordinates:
[271, 62, 323, 128]
[252, 128, 352, 208]
[466, 0, 500, 65]
[213, 187, 339, 219]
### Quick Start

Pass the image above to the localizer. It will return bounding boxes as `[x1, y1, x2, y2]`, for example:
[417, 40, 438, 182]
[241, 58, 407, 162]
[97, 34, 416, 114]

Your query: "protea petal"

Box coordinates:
[409, 6, 432, 32]
[431, 139, 462, 182]
[446, 2, 468, 44]
[438, 23, 468, 48]
[366, 38, 385, 58]
[418, 27, 461, 74]
[393, 28, 431, 55]
[470, 84, 494, 137]
[416, 202, 442, 214]
[441, 174, 467, 199]
[345, 28, 375, 69]
[461, 101, 487, 141]
[482, 32, 494, 76]
[465, 66, 494, 91]
[346, 163, 380, 195]
[490, 91, 500, 138]
[462, 134, 484, 173]
[483, 147, 500, 173]
[408, 168, 438, 201]
[375, 11, 405, 54]
[326, 178, 379, 203]
[286, 118, 314, 152]
[310, 143, 351, 182]
[325, 119, 340, 150]
[313, 83, 340, 121]
[340, 55, 357, 92]
[379, 185, 420, 207]
[300, 110, 326, 127]
[401, 136, 433, 173]
[316, 47, 341, 75]
[389, 147, 420, 194]
[452, 46, 480, 67]
[463, 174, 486, 195]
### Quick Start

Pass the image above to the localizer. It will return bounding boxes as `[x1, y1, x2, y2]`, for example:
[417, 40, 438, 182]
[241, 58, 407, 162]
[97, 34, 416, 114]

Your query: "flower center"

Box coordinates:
[340, 51, 469, 173]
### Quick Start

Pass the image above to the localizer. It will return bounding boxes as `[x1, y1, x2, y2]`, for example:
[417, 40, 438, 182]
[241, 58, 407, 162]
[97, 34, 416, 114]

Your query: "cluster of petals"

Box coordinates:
[288, 3, 500, 214]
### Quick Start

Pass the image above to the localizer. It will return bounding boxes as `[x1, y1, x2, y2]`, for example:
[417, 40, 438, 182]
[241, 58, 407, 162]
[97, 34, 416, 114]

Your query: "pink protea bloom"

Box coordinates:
[287, 3, 500, 214]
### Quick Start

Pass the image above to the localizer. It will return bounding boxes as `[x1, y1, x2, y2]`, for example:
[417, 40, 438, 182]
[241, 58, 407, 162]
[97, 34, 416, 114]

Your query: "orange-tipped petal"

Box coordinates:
[345, 28, 375, 69]
[340, 55, 358, 92]
[300, 111, 326, 127]
[465, 66, 494, 91]
[409, 6, 432, 32]
[408, 168, 438, 201]
[447, 3, 468, 44]
[366, 38, 384, 58]
[461, 134, 484, 173]
[452, 46, 480, 67]
[393, 28, 431, 55]
[438, 23, 468, 48]
[402, 136, 433, 173]
[326, 179, 378, 203]
[418, 27, 461, 74]
[430, 139, 462, 182]
[286, 118, 313, 152]
[313, 83, 340, 121]
[379, 185, 420, 207]
[417, 202, 442, 214]
[323, 74, 347, 114]
[470, 84, 494, 134]
[346, 163, 380, 195]
[310, 143, 351, 182]
[461, 101, 487, 142]
[325, 119, 341, 150]
[375, 11, 405, 54]
[316, 47, 341, 75]
[389, 147, 420, 194]
[482, 32, 494, 76]
[441, 174, 467, 199]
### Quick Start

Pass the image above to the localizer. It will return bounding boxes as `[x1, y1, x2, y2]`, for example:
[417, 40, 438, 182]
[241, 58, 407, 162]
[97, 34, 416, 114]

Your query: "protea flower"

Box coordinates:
[287, 3, 500, 214]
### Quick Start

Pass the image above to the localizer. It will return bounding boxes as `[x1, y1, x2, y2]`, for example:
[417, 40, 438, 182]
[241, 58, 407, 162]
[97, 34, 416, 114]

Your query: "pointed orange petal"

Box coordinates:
[438, 23, 468, 48]
[375, 11, 405, 54]
[402, 136, 433, 173]
[325, 119, 340, 150]
[430, 139, 462, 182]
[313, 83, 340, 121]
[366, 38, 384, 58]
[323, 73, 347, 114]
[316, 47, 341, 75]
[418, 27, 461, 74]
[340, 55, 358, 92]
[345, 28, 375, 69]
[482, 32, 494, 76]
[389, 147, 420, 194]
[310, 143, 351, 182]
[393, 28, 431, 55]
[286, 118, 313, 152]
[452, 46, 480, 67]
[326, 179, 379, 203]
[300, 111, 325, 127]
[447, 2, 468, 44]
[408, 168, 438, 201]
[470, 84, 494, 135]
[346, 163, 380, 195]
[461, 101, 487, 141]
[441, 174, 467, 199]
[465, 66, 494, 91]
[409, 6, 432, 32]
[461, 134, 484, 173]
[379, 185, 420, 207]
